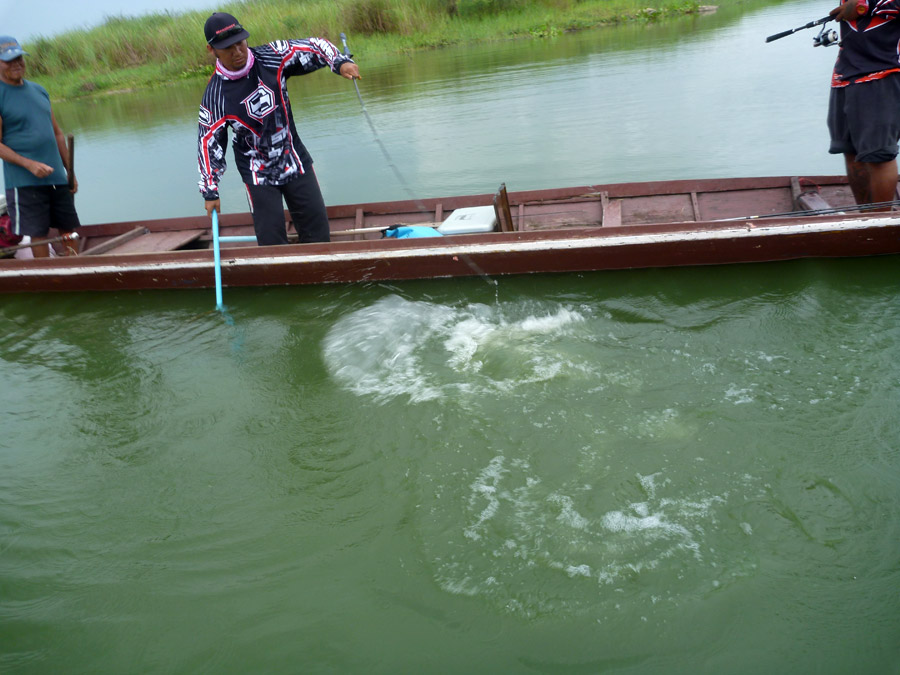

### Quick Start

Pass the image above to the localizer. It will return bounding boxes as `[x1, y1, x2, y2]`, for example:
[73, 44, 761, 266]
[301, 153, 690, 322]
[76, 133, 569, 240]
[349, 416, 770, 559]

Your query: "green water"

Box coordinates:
[2, 258, 898, 673]
[3, 0, 900, 671]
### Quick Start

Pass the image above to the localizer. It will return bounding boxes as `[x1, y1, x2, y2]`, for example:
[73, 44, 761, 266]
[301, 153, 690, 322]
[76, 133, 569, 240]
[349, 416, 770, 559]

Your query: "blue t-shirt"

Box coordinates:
[0, 80, 67, 188]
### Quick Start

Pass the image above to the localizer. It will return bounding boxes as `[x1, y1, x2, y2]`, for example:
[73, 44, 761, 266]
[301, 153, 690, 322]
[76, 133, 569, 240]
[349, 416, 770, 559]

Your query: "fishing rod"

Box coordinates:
[721, 199, 900, 221]
[765, 15, 839, 47]
[339, 33, 429, 213]
[0, 231, 80, 255]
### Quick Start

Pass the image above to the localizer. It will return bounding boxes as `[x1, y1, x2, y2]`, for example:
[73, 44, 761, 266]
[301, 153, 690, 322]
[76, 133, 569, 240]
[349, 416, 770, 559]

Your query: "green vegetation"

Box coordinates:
[25, 0, 705, 99]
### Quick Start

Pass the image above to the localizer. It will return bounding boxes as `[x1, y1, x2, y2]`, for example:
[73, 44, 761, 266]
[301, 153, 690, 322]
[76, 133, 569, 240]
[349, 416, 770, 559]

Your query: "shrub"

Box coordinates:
[343, 0, 400, 35]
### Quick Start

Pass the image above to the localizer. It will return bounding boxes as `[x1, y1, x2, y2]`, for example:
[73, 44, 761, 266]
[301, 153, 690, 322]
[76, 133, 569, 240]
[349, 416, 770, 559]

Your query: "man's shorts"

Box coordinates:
[6, 184, 81, 238]
[828, 74, 900, 163]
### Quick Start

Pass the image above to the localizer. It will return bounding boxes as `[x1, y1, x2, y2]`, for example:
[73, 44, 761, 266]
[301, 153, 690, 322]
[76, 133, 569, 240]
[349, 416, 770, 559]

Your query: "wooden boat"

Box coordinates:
[1, 175, 899, 294]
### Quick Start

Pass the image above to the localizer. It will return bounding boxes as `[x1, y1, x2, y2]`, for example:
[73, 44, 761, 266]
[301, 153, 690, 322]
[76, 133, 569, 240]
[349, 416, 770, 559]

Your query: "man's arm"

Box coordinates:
[0, 113, 55, 179]
[269, 38, 356, 78]
[198, 101, 228, 217]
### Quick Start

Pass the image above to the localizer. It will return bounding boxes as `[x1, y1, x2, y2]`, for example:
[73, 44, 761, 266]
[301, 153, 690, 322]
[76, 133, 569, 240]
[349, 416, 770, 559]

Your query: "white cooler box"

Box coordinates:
[436, 205, 497, 235]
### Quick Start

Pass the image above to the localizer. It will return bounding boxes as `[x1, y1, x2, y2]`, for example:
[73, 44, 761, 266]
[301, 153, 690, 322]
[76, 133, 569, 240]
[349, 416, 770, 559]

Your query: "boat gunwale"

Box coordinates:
[69, 175, 851, 238]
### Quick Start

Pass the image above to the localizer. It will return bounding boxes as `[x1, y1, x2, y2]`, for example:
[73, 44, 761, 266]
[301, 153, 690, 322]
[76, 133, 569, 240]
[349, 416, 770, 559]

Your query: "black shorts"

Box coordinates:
[243, 169, 330, 246]
[6, 185, 81, 237]
[828, 74, 900, 163]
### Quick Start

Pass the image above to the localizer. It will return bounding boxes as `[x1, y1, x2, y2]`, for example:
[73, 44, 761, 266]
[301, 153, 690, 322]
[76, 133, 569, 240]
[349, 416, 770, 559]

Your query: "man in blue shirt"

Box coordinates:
[0, 36, 80, 257]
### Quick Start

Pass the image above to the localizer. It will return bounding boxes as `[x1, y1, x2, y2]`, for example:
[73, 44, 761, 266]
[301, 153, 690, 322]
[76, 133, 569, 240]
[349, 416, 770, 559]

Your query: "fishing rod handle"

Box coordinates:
[765, 15, 832, 43]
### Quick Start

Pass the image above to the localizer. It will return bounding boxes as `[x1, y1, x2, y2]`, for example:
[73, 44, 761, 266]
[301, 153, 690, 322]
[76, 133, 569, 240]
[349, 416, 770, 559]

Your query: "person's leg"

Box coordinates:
[7, 186, 52, 257]
[48, 185, 81, 255]
[244, 183, 289, 245]
[867, 158, 899, 207]
[844, 153, 871, 205]
[844, 154, 898, 210]
[281, 169, 330, 243]
[844, 76, 900, 208]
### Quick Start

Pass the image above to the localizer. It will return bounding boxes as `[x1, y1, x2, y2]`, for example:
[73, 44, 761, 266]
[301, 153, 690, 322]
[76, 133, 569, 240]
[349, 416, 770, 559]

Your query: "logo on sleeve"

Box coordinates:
[242, 82, 276, 121]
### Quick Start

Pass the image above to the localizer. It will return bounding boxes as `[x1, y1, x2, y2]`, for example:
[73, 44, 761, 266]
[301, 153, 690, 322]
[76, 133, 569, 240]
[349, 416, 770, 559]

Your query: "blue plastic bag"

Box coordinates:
[384, 226, 443, 239]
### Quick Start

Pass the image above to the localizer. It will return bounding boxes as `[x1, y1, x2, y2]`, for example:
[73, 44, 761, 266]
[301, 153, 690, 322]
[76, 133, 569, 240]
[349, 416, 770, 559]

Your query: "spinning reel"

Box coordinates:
[813, 23, 840, 47]
[766, 16, 840, 47]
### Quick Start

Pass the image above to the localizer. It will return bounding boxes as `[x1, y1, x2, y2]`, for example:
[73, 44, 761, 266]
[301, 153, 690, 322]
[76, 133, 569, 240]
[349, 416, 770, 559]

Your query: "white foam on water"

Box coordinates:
[463, 455, 507, 541]
[724, 383, 755, 405]
[444, 316, 496, 371]
[431, 459, 750, 615]
[566, 564, 592, 578]
[322, 294, 454, 402]
[323, 295, 591, 402]
[548, 493, 590, 530]
[601, 509, 677, 535]
[517, 307, 585, 333]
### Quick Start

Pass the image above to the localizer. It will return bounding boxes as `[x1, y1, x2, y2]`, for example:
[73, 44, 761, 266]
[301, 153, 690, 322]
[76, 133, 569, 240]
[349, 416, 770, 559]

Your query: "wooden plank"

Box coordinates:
[493, 183, 515, 232]
[601, 192, 622, 228]
[102, 229, 204, 255]
[796, 191, 832, 212]
[82, 226, 148, 255]
[690, 192, 701, 221]
[790, 176, 802, 207]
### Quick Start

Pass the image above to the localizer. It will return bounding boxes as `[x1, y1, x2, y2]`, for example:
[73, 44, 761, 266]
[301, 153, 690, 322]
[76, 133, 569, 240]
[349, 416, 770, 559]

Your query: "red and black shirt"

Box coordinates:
[832, 0, 900, 86]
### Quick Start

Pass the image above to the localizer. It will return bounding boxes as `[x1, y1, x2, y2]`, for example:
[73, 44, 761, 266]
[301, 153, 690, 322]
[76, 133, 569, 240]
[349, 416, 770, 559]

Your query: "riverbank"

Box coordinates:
[26, 0, 708, 100]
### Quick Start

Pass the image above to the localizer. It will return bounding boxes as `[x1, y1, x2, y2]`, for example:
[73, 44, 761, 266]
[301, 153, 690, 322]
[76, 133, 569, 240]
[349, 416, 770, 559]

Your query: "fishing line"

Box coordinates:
[340, 33, 498, 289]
[722, 199, 900, 221]
[340, 33, 429, 214]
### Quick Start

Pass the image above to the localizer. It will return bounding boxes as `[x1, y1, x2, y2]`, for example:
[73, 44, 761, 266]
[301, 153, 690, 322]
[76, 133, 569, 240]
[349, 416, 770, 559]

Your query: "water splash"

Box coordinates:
[322, 294, 589, 403]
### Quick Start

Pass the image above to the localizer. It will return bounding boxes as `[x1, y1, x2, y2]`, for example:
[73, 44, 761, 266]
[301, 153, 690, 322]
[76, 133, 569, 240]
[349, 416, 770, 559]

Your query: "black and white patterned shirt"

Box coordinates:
[198, 38, 353, 200]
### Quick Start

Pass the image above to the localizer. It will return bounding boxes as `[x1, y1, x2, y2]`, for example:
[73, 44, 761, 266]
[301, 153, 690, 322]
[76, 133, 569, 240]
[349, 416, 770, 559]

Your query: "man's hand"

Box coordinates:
[27, 159, 54, 178]
[70, 176, 78, 194]
[205, 198, 220, 218]
[339, 62, 361, 80]
[831, 0, 867, 21]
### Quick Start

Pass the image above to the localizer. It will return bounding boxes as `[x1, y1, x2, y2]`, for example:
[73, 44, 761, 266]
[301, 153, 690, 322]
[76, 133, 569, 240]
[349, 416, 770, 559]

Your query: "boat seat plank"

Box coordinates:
[601, 193, 623, 228]
[796, 191, 831, 212]
[100, 229, 204, 255]
[82, 226, 148, 255]
[690, 192, 701, 221]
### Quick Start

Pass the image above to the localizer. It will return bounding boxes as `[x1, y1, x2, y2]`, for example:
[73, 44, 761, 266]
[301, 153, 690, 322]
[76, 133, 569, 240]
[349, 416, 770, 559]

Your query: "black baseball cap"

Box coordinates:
[204, 12, 249, 49]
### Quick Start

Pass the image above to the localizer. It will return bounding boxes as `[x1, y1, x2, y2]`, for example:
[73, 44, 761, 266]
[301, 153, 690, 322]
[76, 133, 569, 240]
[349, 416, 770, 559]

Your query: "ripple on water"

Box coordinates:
[419, 453, 760, 620]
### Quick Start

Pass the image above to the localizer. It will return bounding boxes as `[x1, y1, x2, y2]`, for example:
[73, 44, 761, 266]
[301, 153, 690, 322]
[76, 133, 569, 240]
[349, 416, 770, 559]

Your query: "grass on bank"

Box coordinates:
[25, 0, 704, 99]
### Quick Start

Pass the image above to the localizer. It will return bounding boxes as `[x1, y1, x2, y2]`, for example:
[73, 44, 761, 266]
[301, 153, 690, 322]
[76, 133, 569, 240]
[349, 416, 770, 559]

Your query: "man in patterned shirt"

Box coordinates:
[828, 0, 900, 209]
[198, 12, 360, 245]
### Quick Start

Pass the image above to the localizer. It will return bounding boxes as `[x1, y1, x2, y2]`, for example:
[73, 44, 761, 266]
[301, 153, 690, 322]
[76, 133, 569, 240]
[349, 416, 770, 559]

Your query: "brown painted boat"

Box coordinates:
[1, 175, 899, 294]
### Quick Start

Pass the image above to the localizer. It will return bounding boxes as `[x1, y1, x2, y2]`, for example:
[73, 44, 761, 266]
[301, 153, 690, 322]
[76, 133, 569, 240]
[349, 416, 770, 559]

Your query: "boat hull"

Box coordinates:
[2, 213, 897, 293]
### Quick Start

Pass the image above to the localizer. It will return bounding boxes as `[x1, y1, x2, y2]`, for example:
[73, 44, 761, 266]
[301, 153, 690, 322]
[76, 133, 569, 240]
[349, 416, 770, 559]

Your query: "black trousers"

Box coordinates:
[244, 169, 330, 246]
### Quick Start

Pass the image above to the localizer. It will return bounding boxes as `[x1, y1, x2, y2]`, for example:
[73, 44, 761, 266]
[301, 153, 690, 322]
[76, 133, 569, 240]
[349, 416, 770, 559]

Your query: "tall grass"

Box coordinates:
[25, 0, 702, 98]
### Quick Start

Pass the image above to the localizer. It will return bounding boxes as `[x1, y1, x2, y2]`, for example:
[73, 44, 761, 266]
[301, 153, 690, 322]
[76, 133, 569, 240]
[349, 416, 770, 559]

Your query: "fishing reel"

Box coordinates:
[766, 15, 839, 47]
[813, 24, 840, 47]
